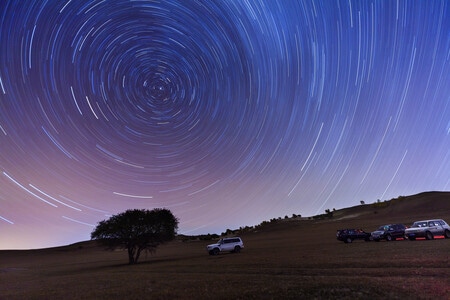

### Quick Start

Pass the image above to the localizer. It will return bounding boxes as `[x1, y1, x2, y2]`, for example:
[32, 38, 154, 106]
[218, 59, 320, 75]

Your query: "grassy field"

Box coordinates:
[1, 192, 450, 299]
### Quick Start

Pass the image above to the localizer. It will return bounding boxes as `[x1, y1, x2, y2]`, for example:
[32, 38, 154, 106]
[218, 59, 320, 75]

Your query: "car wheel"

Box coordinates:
[345, 237, 352, 243]
[386, 234, 393, 241]
[234, 246, 241, 253]
[444, 230, 450, 239]
[212, 248, 220, 255]
[425, 231, 434, 240]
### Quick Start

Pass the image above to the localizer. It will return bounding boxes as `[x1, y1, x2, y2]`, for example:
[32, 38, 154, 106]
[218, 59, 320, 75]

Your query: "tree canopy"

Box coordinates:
[91, 208, 178, 264]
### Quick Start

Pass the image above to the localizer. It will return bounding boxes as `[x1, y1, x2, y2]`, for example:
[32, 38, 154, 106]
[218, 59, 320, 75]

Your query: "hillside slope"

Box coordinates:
[329, 191, 450, 226]
[1, 191, 449, 299]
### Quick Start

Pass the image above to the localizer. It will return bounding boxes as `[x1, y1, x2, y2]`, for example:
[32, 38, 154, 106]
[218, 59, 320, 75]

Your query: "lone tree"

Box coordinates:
[91, 208, 178, 264]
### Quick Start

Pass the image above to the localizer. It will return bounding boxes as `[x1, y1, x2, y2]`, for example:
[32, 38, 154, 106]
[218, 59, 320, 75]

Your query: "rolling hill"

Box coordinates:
[1, 191, 449, 299]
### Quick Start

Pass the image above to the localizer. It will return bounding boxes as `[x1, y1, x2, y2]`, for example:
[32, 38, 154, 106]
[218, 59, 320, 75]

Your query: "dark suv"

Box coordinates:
[336, 229, 371, 243]
[370, 224, 406, 241]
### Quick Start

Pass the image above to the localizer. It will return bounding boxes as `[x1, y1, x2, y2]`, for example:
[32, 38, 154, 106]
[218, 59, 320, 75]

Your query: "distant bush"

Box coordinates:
[198, 234, 219, 241]
[372, 201, 389, 208]
[312, 211, 333, 220]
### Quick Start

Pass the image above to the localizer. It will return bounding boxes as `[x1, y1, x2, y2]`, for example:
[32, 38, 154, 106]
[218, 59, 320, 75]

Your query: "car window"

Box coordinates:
[413, 222, 427, 227]
[223, 238, 240, 244]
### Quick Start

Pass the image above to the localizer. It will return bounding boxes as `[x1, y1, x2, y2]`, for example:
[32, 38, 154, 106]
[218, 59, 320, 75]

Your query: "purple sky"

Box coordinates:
[1, 0, 449, 249]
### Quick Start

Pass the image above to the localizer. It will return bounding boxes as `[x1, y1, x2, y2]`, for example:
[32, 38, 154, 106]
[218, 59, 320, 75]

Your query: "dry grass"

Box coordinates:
[1, 191, 450, 299]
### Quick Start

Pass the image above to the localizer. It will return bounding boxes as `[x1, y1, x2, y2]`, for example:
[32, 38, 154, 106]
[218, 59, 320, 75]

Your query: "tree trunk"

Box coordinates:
[135, 247, 144, 264]
[128, 246, 136, 264]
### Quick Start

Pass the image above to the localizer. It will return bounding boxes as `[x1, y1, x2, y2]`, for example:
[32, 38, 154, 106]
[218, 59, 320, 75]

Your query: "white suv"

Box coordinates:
[404, 219, 450, 240]
[206, 237, 244, 255]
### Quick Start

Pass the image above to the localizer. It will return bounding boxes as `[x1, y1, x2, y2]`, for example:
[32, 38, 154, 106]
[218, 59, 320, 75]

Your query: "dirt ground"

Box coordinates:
[1, 192, 450, 299]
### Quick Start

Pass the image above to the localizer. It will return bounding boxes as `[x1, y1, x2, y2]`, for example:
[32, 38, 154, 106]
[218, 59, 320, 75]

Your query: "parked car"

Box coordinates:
[336, 229, 371, 243]
[206, 237, 244, 255]
[370, 224, 406, 241]
[404, 219, 450, 240]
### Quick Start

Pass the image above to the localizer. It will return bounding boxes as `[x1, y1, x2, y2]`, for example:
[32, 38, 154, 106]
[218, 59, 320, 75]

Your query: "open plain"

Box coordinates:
[1, 192, 450, 299]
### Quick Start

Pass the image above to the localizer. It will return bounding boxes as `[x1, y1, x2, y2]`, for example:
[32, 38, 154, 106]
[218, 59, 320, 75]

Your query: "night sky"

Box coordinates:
[1, 1, 449, 250]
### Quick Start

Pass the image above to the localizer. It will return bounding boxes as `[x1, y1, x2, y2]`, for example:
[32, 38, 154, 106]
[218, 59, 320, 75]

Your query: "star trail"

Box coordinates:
[1, 0, 449, 249]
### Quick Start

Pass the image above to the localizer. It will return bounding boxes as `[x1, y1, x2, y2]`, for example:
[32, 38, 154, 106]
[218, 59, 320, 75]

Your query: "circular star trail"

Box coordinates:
[0, 0, 449, 249]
